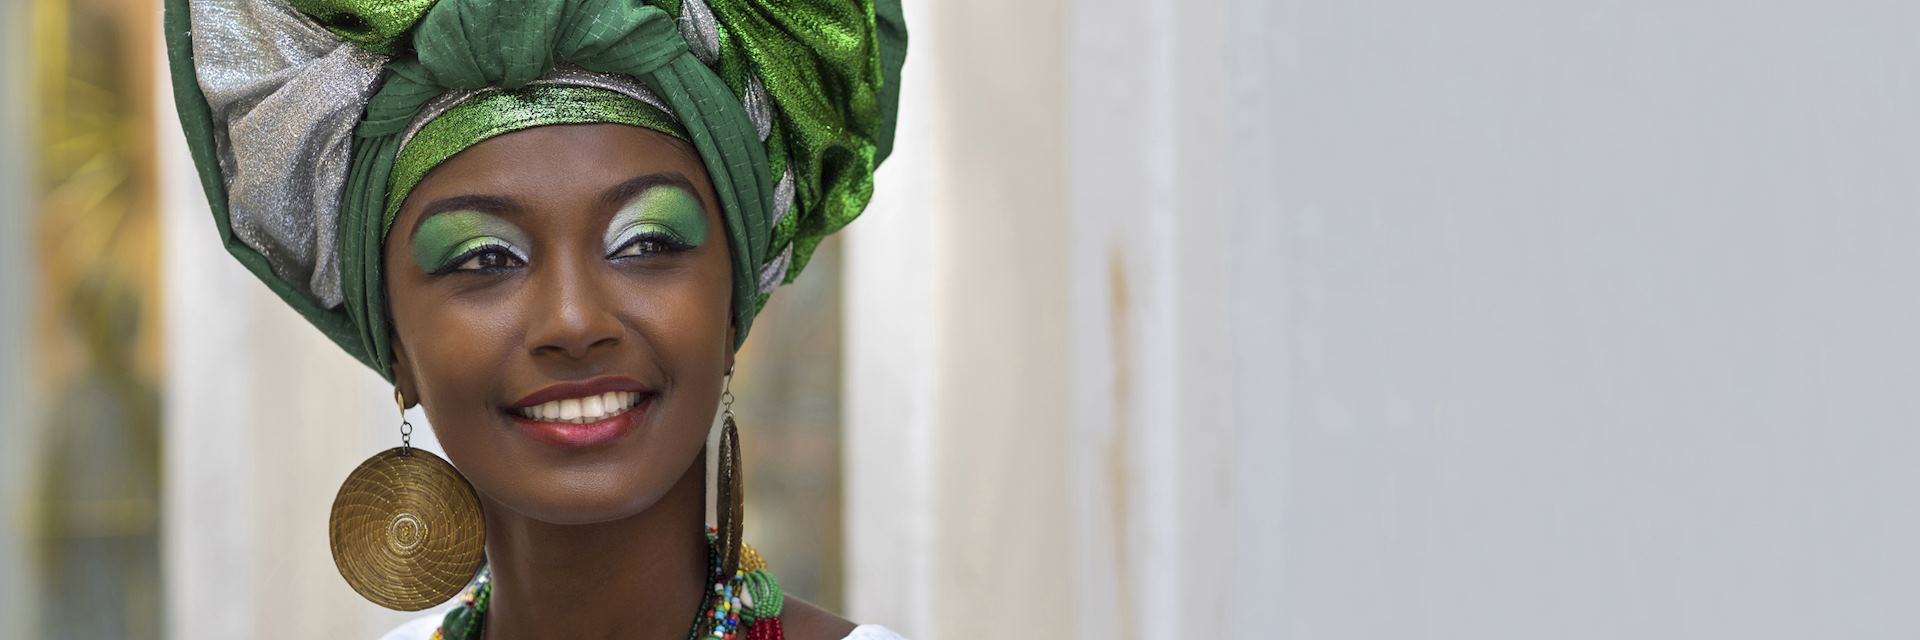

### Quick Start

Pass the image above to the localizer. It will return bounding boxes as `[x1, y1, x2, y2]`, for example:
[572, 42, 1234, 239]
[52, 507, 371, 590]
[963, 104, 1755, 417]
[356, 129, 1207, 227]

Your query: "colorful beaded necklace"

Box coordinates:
[431, 529, 786, 640]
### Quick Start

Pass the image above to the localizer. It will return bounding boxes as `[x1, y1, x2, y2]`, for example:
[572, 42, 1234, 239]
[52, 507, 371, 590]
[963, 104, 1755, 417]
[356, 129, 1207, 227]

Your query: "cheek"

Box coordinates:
[410, 299, 521, 403]
[602, 272, 730, 386]
[385, 251, 522, 410]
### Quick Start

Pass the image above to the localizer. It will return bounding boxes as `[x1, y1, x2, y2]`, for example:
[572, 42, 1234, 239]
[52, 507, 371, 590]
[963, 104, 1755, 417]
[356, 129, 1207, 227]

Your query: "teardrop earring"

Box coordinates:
[714, 366, 745, 579]
[327, 389, 488, 610]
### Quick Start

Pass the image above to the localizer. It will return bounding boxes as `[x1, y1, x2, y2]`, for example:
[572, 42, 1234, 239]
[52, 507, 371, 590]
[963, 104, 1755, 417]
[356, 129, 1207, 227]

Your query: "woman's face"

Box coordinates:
[384, 123, 734, 525]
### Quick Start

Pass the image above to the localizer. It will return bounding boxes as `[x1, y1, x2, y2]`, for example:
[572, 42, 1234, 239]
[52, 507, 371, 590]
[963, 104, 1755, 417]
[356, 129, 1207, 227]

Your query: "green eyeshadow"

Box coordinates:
[411, 210, 531, 273]
[604, 185, 708, 251]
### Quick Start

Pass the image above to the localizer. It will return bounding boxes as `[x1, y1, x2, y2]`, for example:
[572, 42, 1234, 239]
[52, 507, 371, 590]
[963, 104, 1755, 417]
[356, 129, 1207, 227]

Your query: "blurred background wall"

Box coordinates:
[1, 3, 38, 639]
[3, 0, 1920, 639]
[853, 0, 1920, 637]
[6, 0, 167, 637]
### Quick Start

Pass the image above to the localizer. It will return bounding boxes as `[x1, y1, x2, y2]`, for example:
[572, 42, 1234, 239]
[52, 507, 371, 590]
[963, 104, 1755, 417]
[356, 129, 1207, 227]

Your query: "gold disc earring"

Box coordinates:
[328, 390, 487, 611]
[715, 367, 745, 578]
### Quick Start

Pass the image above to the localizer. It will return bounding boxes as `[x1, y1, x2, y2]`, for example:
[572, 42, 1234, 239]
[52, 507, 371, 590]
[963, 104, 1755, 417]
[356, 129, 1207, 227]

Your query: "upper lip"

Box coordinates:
[509, 376, 653, 409]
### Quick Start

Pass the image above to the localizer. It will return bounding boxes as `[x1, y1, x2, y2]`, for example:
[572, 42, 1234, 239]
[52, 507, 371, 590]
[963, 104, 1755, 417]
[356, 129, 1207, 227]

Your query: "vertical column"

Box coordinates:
[844, 0, 1075, 636]
[0, 2, 39, 637]
[1062, 0, 1175, 633]
[923, 0, 1074, 634]
[158, 50, 261, 640]
[1065, 0, 1247, 637]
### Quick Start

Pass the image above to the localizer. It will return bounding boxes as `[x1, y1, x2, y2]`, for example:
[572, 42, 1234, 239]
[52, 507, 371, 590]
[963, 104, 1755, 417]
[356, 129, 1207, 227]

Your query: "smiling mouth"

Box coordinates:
[512, 390, 647, 423]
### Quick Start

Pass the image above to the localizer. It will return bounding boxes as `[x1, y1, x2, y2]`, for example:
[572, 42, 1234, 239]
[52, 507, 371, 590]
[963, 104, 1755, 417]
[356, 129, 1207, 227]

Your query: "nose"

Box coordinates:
[525, 252, 623, 361]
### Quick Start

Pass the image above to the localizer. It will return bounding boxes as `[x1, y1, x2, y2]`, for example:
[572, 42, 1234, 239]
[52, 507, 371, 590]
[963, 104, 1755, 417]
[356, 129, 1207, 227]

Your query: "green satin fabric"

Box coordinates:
[289, 0, 437, 55]
[655, 0, 904, 287]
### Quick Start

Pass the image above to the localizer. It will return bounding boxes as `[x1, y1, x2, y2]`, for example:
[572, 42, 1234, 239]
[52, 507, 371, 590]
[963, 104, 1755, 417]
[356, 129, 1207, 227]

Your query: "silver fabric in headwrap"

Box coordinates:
[756, 244, 792, 295]
[676, 0, 721, 65]
[742, 75, 773, 141]
[190, 0, 386, 308]
[771, 166, 795, 227]
[395, 66, 678, 155]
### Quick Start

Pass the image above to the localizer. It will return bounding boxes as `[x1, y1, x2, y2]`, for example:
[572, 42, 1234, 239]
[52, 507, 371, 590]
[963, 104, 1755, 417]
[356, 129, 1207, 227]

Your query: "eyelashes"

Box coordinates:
[425, 231, 692, 277]
[606, 224, 696, 260]
[429, 239, 529, 275]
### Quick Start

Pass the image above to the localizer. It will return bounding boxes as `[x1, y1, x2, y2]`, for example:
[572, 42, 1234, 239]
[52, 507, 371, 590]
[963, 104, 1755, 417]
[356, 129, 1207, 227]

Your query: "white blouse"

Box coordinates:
[380, 614, 908, 640]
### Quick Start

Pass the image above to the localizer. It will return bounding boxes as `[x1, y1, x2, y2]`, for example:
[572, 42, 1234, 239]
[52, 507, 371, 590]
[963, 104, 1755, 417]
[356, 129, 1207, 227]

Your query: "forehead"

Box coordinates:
[398, 123, 709, 219]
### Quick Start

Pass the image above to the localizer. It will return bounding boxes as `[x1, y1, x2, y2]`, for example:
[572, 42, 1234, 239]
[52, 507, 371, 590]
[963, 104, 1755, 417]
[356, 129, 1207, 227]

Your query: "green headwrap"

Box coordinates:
[165, 0, 905, 381]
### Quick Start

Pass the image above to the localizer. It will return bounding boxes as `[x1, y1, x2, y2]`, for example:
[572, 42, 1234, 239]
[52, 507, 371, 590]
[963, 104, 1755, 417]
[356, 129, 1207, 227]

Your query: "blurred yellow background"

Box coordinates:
[13, 0, 162, 637]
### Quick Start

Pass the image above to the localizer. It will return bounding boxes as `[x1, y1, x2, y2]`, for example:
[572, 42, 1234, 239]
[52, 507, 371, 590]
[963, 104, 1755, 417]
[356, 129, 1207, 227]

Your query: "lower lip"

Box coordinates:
[508, 398, 650, 448]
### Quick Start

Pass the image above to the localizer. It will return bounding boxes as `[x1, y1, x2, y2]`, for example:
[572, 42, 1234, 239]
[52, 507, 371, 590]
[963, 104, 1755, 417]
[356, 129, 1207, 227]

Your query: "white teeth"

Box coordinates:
[516, 390, 645, 423]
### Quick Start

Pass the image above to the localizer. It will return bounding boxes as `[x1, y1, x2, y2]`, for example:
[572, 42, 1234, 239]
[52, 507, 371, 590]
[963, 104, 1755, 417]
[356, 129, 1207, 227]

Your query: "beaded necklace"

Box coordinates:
[431, 529, 786, 640]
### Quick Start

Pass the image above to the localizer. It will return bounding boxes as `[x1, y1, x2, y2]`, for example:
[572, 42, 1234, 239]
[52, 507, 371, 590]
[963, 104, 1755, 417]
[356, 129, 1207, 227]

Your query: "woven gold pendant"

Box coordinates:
[328, 447, 486, 611]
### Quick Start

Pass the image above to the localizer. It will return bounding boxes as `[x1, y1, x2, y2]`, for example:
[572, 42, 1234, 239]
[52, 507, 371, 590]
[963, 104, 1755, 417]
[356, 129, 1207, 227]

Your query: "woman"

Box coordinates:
[164, 0, 905, 637]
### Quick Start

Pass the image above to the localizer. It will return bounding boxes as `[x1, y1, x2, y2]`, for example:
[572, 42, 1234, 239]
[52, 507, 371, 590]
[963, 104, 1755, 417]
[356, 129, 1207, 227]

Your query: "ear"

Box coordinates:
[391, 332, 422, 409]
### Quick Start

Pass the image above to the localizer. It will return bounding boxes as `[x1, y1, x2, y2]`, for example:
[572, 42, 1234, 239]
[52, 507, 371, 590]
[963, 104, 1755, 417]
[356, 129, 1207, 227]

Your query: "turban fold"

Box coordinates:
[165, 0, 905, 380]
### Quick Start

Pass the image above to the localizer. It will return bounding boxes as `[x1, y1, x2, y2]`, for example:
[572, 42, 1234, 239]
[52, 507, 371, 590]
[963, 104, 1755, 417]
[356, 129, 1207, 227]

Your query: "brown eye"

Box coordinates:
[609, 231, 694, 260]
[612, 238, 667, 258]
[451, 246, 527, 272]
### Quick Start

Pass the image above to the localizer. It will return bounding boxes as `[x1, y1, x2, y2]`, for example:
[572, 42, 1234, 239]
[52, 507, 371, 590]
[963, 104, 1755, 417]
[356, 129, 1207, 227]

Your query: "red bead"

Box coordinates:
[745, 617, 784, 640]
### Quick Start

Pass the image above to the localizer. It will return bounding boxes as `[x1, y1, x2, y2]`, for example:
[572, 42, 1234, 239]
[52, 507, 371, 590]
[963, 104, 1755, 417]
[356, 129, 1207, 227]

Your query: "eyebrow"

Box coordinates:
[598, 173, 701, 212]
[410, 194, 521, 239]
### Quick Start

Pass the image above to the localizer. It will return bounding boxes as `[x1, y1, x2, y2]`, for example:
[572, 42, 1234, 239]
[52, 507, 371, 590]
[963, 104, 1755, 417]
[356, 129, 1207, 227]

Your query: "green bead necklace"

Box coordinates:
[431, 529, 784, 640]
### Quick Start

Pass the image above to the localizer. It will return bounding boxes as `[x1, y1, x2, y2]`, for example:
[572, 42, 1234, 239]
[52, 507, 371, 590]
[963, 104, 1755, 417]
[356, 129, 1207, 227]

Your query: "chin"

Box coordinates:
[522, 472, 672, 522]
[499, 490, 661, 526]
[478, 443, 701, 526]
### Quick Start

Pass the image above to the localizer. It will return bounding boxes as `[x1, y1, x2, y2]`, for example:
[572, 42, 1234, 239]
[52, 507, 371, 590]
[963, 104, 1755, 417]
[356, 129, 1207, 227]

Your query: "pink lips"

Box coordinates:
[508, 399, 650, 448]
[510, 376, 652, 409]
[508, 376, 654, 449]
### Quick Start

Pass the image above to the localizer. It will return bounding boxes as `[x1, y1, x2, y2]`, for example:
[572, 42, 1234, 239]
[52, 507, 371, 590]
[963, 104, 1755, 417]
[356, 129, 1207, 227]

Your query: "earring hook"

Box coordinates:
[394, 389, 414, 456]
[721, 367, 735, 419]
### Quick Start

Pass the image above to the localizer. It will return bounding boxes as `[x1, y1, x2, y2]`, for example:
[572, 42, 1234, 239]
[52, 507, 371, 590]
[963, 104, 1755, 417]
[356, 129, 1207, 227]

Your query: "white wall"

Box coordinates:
[845, 0, 1073, 635]
[1250, 3, 1920, 638]
[849, 1, 1920, 639]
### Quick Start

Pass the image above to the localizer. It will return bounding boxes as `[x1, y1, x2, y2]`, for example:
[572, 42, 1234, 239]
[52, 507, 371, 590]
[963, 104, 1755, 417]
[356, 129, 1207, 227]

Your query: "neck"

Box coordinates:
[479, 451, 710, 640]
